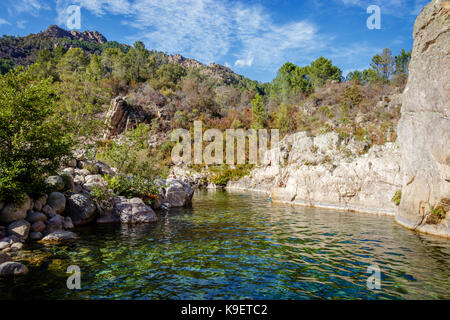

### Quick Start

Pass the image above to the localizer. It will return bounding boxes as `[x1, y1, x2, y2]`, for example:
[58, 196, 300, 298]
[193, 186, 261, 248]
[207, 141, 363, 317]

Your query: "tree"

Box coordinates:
[125, 41, 150, 82]
[272, 62, 310, 101]
[57, 48, 89, 80]
[275, 103, 294, 134]
[101, 48, 127, 79]
[0, 69, 72, 202]
[0, 59, 13, 75]
[346, 70, 363, 83]
[370, 48, 394, 82]
[152, 63, 186, 90]
[86, 54, 106, 81]
[393, 49, 411, 85]
[306, 57, 342, 88]
[362, 68, 380, 84]
[251, 93, 267, 129]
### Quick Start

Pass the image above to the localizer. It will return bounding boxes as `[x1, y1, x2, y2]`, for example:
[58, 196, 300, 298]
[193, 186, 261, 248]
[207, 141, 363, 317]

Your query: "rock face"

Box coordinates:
[103, 97, 153, 138]
[8, 220, 30, 241]
[47, 192, 66, 214]
[396, 0, 450, 238]
[228, 132, 402, 216]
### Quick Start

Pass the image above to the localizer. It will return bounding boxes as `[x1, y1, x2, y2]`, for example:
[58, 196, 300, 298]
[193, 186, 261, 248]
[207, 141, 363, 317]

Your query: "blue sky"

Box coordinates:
[0, 0, 429, 82]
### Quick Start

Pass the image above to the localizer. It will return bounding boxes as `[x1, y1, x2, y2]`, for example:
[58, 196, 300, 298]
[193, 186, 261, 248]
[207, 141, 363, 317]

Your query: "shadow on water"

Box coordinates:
[1, 189, 449, 300]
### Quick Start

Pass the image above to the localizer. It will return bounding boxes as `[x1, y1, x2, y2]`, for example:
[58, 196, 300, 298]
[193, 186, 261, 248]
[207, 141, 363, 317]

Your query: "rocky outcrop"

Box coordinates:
[103, 97, 153, 138]
[396, 0, 450, 238]
[164, 179, 195, 208]
[44, 25, 107, 44]
[228, 131, 402, 216]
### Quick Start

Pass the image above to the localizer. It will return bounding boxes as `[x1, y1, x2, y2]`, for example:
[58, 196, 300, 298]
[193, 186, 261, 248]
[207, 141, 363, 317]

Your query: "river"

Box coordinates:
[1, 190, 449, 299]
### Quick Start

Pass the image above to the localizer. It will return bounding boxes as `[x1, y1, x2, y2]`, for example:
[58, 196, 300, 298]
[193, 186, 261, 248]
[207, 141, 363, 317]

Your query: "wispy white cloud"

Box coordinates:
[0, 18, 11, 26]
[64, 0, 324, 72]
[7, 0, 50, 17]
[17, 20, 28, 29]
[334, 0, 429, 16]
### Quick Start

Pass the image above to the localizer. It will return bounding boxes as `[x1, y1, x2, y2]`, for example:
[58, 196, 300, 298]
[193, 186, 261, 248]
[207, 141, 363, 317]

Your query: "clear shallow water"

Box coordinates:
[1, 190, 449, 300]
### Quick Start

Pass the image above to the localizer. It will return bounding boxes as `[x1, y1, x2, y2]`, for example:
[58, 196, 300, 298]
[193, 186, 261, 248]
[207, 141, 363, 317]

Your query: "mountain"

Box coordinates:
[0, 25, 263, 89]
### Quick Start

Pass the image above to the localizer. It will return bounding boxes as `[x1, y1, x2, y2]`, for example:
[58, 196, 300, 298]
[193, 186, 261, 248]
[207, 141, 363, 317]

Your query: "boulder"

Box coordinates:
[62, 168, 75, 176]
[65, 193, 96, 226]
[8, 220, 30, 241]
[31, 221, 46, 233]
[45, 176, 64, 191]
[26, 211, 47, 224]
[40, 231, 78, 242]
[96, 161, 115, 176]
[83, 175, 108, 191]
[45, 214, 64, 234]
[0, 195, 31, 224]
[29, 232, 43, 241]
[42, 205, 56, 218]
[33, 195, 48, 212]
[0, 262, 28, 277]
[396, 0, 450, 237]
[10, 242, 23, 251]
[63, 217, 74, 230]
[109, 197, 157, 224]
[165, 179, 194, 208]
[0, 252, 11, 264]
[47, 192, 66, 214]
[0, 242, 10, 250]
[68, 159, 77, 168]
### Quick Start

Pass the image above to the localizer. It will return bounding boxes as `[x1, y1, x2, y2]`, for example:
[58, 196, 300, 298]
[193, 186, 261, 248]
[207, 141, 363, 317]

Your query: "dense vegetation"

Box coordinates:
[0, 26, 411, 201]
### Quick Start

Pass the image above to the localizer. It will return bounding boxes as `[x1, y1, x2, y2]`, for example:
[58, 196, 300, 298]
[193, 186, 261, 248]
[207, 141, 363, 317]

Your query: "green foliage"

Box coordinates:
[57, 48, 89, 80]
[306, 57, 342, 88]
[0, 59, 14, 75]
[0, 69, 72, 202]
[392, 190, 402, 206]
[251, 93, 267, 129]
[151, 63, 186, 90]
[371, 48, 394, 82]
[272, 62, 310, 100]
[105, 174, 161, 205]
[210, 165, 254, 186]
[275, 103, 294, 134]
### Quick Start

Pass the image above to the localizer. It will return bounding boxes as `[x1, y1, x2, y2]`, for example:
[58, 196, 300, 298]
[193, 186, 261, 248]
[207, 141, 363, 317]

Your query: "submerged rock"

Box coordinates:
[40, 231, 78, 242]
[0, 261, 28, 277]
[0, 252, 11, 264]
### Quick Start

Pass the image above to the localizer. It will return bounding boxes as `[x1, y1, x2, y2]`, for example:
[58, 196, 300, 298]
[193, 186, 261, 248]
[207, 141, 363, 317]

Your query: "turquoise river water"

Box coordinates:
[1, 190, 449, 299]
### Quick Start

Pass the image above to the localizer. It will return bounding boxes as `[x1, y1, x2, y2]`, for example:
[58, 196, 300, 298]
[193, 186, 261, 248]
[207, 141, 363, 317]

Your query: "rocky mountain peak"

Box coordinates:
[43, 25, 107, 44]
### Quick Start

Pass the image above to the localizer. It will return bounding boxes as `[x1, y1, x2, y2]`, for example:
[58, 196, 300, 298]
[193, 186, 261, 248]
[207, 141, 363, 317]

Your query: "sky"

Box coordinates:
[0, 0, 429, 83]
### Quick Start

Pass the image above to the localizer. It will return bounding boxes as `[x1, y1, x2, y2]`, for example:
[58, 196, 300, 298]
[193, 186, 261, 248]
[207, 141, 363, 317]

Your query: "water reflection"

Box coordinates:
[1, 189, 449, 299]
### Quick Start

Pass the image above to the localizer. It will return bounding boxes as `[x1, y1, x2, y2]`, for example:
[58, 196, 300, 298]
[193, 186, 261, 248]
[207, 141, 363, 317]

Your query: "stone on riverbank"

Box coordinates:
[0, 252, 11, 264]
[47, 192, 66, 214]
[65, 193, 97, 226]
[0, 261, 28, 277]
[0, 195, 31, 224]
[8, 220, 30, 241]
[110, 197, 157, 224]
[40, 231, 78, 242]
[165, 179, 194, 208]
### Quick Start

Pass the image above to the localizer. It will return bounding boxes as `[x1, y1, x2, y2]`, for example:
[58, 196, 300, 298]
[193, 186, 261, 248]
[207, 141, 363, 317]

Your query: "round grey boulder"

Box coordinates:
[26, 211, 47, 224]
[0, 195, 31, 224]
[65, 193, 96, 226]
[0, 261, 28, 277]
[47, 192, 66, 214]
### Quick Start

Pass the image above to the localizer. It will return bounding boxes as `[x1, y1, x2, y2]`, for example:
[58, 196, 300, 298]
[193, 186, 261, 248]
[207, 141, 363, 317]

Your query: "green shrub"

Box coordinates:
[392, 190, 402, 206]
[0, 69, 72, 203]
[209, 164, 254, 186]
[105, 174, 161, 205]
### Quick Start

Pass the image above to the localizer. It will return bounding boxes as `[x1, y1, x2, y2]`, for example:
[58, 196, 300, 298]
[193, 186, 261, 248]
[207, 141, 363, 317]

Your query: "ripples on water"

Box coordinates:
[1, 190, 449, 300]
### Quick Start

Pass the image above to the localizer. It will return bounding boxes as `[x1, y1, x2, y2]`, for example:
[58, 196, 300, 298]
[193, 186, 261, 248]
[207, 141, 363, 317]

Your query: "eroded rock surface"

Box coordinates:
[396, 0, 450, 237]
